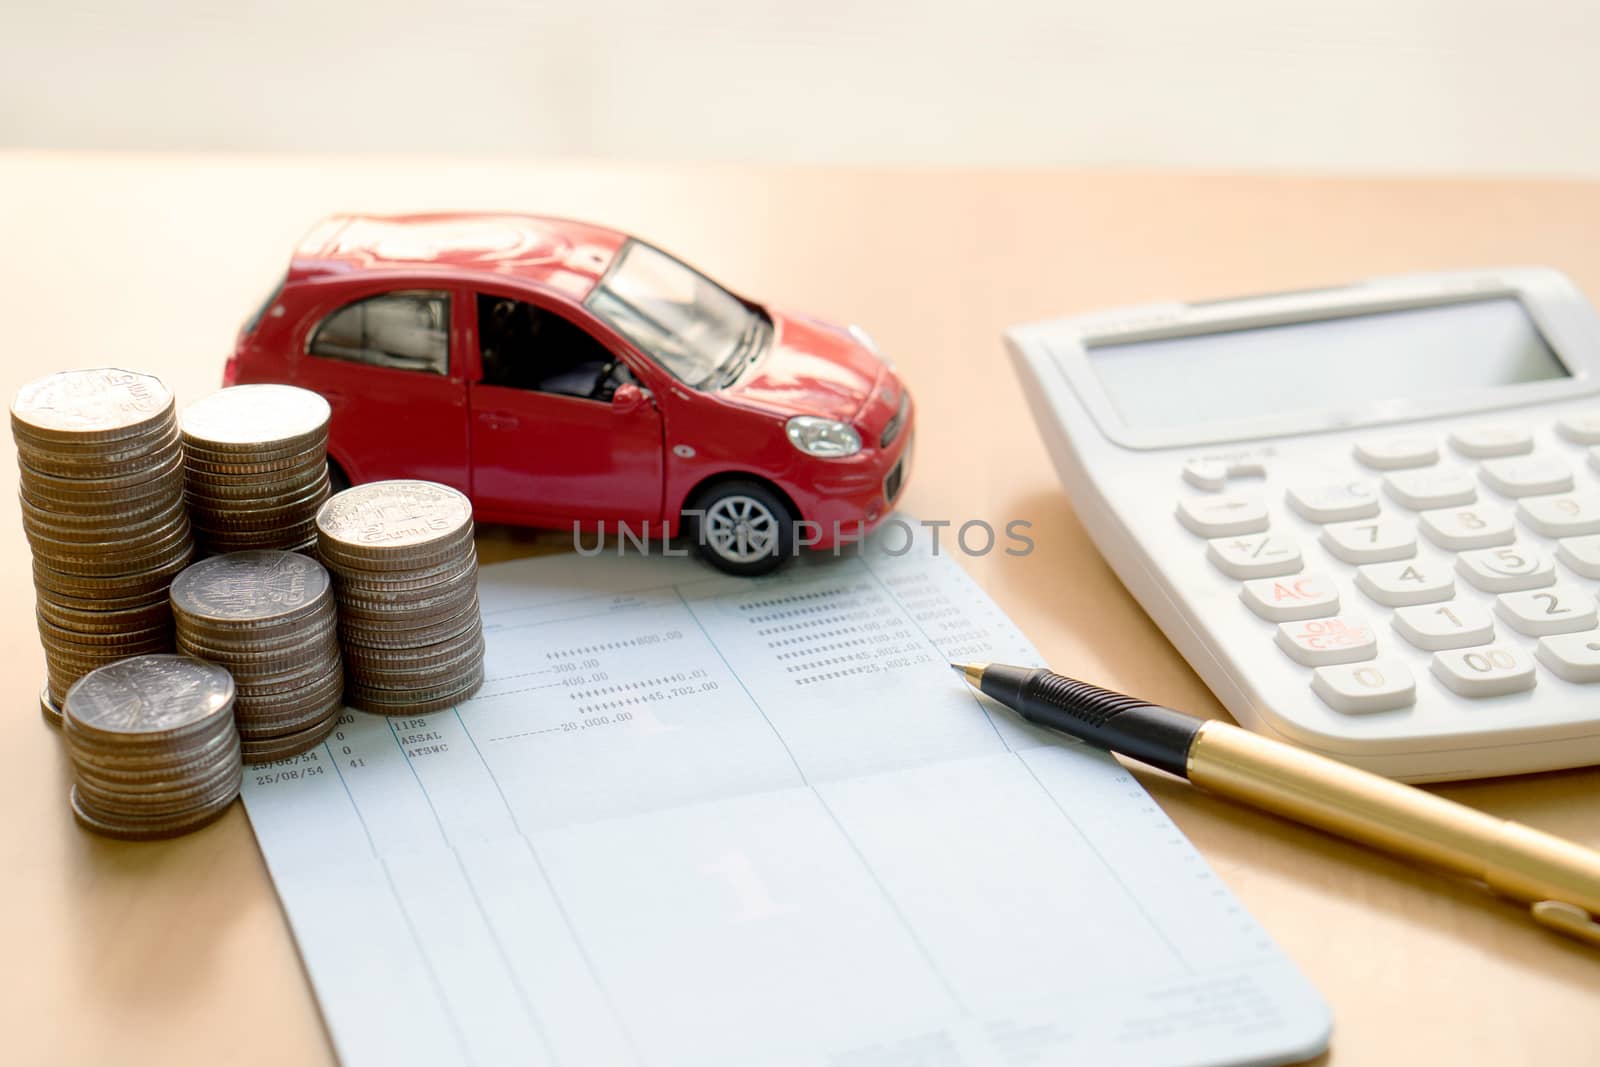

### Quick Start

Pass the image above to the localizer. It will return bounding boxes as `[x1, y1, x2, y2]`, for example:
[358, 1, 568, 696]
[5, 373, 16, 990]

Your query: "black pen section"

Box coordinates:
[977, 665, 1204, 778]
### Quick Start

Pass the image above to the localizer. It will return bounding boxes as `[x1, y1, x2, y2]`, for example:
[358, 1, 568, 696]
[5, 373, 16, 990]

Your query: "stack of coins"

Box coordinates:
[180, 384, 332, 556]
[62, 654, 242, 840]
[12, 369, 194, 724]
[316, 480, 485, 714]
[171, 550, 344, 762]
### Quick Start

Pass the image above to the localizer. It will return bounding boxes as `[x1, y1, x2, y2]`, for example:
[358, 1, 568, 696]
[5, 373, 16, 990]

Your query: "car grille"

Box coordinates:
[879, 391, 908, 449]
[883, 454, 905, 503]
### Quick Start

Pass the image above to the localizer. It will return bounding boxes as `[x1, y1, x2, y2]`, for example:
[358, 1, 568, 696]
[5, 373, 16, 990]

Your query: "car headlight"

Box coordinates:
[786, 416, 861, 458]
[848, 324, 895, 369]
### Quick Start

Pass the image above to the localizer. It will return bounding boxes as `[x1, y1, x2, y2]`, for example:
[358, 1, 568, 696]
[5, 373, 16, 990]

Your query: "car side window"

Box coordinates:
[309, 290, 450, 375]
[477, 294, 629, 401]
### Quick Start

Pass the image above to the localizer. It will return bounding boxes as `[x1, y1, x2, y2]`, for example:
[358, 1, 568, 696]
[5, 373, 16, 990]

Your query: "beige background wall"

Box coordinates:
[3, 0, 1597, 174]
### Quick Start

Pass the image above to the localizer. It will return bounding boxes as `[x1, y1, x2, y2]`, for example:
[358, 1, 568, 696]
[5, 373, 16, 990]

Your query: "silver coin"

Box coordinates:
[23, 497, 189, 545]
[74, 749, 243, 802]
[316, 480, 473, 557]
[229, 653, 344, 697]
[69, 780, 239, 841]
[347, 650, 483, 693]
[331, 548, 479, 593]
[176, 607, 338, 655]
[335, 580, 478, 621]
[66, 718, 240, 767]
[179, 384, 330, 451]
[339, 597, 482, 649]
[320, 532, 476, 576]
[43, 634, 174, 671]
[184, 461, 328, 497]
[15, 415, 174, 457]
[185, 443, 325, 469]
[18, 449, 186, 503]
[15, 425, 181, 479]
[63, 654, 236, 739]
[233, 656, 343, 702]
[237, 680, 346, 735]
[191, 502, 328, 536]
[183, 434, 328, 466]
[28, 522, 194, 576]
[13, 423, 177, 469]
[25, 508, 191, 557]
[38, 615, 173, 650]
[343, 624, 484, 671]
[186, 471, 331, 514]
[346, 664, 485, 716]
[239, 714, 339, 763]
[11, 368, 174, 442]
[170, 550, 331, 623]
[20, 489, 186, 530]
[32, 548, 195, 600]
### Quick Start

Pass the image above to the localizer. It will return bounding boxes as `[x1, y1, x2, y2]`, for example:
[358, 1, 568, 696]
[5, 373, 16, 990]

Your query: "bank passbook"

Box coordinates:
[242, 529, 1328, 1067]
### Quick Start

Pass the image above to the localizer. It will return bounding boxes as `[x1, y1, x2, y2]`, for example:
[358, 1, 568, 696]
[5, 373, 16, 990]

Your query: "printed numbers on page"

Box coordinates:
[252, 750, 329, 787]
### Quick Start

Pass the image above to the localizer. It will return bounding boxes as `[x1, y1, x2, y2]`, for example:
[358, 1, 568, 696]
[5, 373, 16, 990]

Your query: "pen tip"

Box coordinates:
[949, 662, 988, 687]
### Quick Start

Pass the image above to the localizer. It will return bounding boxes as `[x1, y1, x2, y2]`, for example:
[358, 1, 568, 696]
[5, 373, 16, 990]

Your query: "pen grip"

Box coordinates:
[1002, 667, 1203, 778]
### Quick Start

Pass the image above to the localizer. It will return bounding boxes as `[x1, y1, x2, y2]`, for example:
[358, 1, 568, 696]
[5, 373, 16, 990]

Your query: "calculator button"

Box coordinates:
[1206, 533, 1302, 579]
[1320, 518, 1417, 564]
[1353, 436, 1438, 471]
[1274, 615, 1378, 666]
[1555, 412, 1600, 445]
[1393, 601, 1494, 651]
[1286, 482, 1379, 523]
[1556, 535, 1600, 579]
[1535, 630, 1600, 682]
[1516, 492, 1600, 538]
[1479, 456, 1574, 498]
[1177, 495, 1268, 537]
[1383, 469, 1476, 511]
[1455, 545, 1556, 593]
[1418, 504, 1515, 550]
[1182, 459, 1228, 491]
[1311, 659, 1417, 714]
[1449, 424, 1533, 458]
[1494, 583, 1598, 637]
[1430, 644, 1536, 697]
[1241, 573, 1339, 622]
[1356, 560, 1454, 606]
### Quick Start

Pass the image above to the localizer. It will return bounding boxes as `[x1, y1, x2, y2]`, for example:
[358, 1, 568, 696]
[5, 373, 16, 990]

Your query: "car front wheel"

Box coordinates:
[687, 481, 796, 577]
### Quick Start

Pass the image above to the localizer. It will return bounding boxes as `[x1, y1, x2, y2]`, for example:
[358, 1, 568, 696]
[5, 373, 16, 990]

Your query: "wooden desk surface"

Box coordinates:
[2, 152, 1597, 1065]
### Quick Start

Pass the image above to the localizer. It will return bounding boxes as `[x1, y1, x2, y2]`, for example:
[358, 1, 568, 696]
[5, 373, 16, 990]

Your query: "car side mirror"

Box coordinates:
[611, 382, 650, 414]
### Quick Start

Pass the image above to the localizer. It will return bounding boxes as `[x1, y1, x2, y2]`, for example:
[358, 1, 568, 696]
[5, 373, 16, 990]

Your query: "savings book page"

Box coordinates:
[241, 525, 1326, 1067]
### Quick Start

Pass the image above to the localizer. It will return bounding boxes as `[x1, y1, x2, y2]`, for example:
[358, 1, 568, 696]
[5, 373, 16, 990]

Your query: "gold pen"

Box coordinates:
[954, 661, 1600, 947]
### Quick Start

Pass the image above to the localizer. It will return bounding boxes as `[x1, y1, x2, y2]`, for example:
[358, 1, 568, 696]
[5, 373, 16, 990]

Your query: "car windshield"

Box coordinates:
[585, 241, 763, 389]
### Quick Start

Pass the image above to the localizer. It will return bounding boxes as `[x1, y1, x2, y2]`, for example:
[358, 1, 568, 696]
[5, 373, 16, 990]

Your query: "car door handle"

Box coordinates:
[479, 412, 519, 431]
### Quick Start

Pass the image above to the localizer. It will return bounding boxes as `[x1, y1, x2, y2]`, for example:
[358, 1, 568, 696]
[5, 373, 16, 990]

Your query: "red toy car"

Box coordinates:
[226, 213, 913, 574]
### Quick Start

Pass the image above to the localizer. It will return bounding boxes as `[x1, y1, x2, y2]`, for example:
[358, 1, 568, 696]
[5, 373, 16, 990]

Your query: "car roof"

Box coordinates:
[288, 212, 630, 300]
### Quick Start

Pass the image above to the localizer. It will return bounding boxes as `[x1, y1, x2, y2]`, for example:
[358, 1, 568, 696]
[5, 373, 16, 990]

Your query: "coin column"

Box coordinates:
[171, 550, 345, 763]
[316, 481, 486, 715]
[61, 655, 243, 840]
[11, 369, 195, 725]
[179, 384, 333, 556]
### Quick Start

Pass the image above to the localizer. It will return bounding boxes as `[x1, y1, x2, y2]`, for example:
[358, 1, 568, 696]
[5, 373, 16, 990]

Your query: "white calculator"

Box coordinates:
[1007, 267, 1600, 781]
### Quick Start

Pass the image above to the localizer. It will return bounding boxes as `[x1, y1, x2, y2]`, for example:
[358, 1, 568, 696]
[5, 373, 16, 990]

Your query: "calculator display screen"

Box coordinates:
[1087, 297, 1568, 430]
